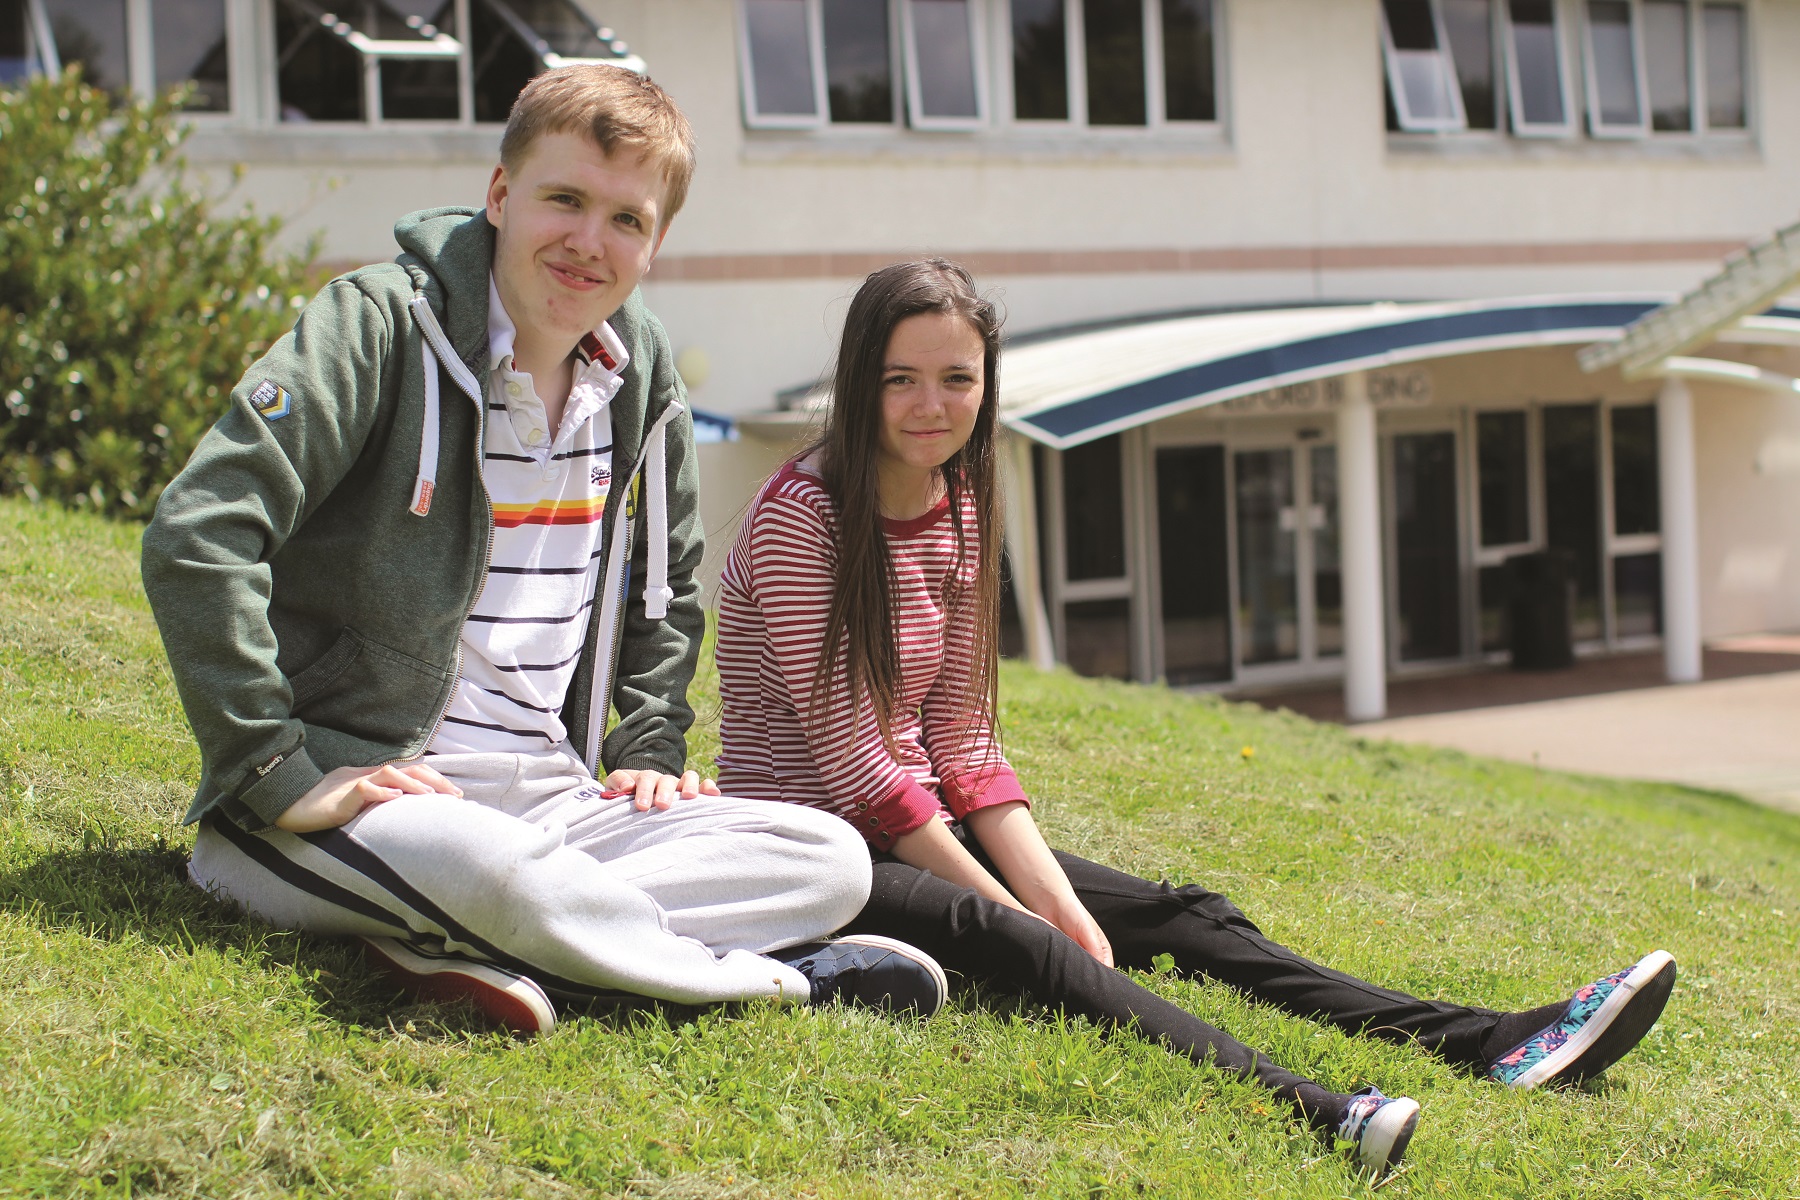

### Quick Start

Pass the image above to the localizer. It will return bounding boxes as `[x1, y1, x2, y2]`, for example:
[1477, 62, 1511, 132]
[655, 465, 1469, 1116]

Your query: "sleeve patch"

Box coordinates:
[250, 380, 293, 420]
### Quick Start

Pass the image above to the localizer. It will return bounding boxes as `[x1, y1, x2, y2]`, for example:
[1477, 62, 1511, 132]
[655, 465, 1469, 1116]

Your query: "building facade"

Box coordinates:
[12, 0, 1800, 709]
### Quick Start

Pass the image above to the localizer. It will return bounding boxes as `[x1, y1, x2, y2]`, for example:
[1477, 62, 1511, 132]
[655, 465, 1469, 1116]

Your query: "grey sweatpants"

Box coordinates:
[189, 748, 869, 1004]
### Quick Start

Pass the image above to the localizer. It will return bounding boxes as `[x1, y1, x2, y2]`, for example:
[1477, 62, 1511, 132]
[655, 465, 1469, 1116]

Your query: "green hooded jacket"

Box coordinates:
[141, 206, 706, 832]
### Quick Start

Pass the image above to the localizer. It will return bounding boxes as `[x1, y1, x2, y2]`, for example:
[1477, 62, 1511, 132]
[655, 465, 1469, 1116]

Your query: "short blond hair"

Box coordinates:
[500, 65, 697, 225]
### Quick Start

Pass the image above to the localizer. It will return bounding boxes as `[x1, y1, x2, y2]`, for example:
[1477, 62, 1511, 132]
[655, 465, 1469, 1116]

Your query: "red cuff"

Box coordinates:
[855, 777, 945, 850]
[938, 765, 1029, 821]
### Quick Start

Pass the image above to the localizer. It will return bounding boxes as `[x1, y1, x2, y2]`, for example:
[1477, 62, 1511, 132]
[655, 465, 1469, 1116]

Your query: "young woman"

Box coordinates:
[713, 260, 1676, 1178]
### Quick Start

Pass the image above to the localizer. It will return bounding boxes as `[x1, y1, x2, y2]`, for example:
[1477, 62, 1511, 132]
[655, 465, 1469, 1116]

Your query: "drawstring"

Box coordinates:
[642, 400, 684, 619]
[407, 293, 483, 518]
[411, 336, 441, 516]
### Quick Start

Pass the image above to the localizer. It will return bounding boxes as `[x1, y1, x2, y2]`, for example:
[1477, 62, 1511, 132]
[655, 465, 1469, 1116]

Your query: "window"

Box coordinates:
[1011, 0, 1220, 128]
[41, 0, 128, 95]
[738, 0, 988, 130]
[17, 0, 225, 110]
[1504, 0, 1573, 134]
[1581, 0, 1748, 138]
[3, 0, 52, 85]
[19, 0, 637, 126]
[1583, 0, 1646, 136]
[1386, 0, 1747, 140]
[1380, 0, 1466, 132]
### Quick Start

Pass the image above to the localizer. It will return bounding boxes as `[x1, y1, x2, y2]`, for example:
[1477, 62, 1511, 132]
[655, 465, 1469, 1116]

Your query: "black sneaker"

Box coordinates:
[1334, 1086, 1420, 1181]
[773, 934, 948, 1016]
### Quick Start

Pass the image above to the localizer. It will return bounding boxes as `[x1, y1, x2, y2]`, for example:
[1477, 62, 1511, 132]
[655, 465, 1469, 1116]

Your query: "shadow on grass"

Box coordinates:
[0, 842, 695, 1038]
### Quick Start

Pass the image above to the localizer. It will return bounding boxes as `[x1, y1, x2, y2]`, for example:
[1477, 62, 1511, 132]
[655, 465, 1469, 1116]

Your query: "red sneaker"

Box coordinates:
[359, 936, 556, 1037]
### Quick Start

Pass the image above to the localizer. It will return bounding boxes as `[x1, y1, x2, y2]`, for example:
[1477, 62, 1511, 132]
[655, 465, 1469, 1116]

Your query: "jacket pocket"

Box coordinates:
[289, 625, 449, 747]
[287, 627, 364, 707]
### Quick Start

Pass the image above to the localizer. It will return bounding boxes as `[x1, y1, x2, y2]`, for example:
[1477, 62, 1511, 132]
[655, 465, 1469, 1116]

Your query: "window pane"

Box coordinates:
[1702, 3, 1745, 128]
[1383, 0, 1437, 49]
[1478, 563, 1510, 652]
[153, 0, 230, 111]
[275, 0, 363, 121]
[1442, 0, 1496, 129]
[2, 0, 28, 84]
[1383, 0, 1460, 127]
[1543, 403, 1602, 641]
[1587, 0, 1641, 128]
[1010, 0, 1066, 119]
[1611, 404, 1660, 535]
[1161, 0, 1215, 122]
[1507, 0, 1566, 126]
[1311, 444, 1342, 659]
[43, 0, 129, 95]
[823, 0, 892, 122]
[381, 58, 458, 120]
[1477, 410, 1530, 546]
[1155, 445, 1231, 684]
[472, 0, 539, 122]
[1064, 598, 1132, 679]
[501, 0, 608, 56]
[1393, 431, 1462, 661]
[1235, 448, 1297, 665]
[1063, 435, 1126, 580]
[910, 0, 977, 119]
[1083, 0, 1146, 126]
[745, 0, 819, 117]
[1613, 552, 1662, 638]
[1643, 0, 1691, 131]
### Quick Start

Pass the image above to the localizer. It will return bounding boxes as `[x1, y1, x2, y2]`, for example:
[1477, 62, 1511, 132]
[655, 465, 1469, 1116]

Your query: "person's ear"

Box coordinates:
[484, 163, 509, 226]
[648, 217, 673, 267]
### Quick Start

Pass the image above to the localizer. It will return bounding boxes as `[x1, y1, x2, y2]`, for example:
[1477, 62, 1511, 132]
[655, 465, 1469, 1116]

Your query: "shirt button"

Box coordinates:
[867, 816, 879, 827]
[505, 381, 522, 398]
[856, 801, 869, 811]
[528, 428, 545, 445]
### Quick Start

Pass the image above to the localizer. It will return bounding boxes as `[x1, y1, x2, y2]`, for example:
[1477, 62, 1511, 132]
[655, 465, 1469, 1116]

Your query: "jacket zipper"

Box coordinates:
[584, 468, 637, 772]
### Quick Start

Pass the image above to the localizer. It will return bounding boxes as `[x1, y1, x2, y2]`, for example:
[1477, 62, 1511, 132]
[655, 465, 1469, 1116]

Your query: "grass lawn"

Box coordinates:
[2, 494, 1797, 1199]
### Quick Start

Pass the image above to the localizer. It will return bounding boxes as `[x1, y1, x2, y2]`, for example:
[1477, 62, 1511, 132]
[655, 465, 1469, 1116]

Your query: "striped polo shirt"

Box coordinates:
[713, 462, 1027, 850]
[426, 279, 627, 756]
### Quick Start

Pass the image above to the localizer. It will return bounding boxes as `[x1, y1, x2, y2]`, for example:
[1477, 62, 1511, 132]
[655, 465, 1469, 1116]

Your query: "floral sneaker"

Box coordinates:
[1334, 1086, 1420, 1180]
[1488, 949, 1677, 1090]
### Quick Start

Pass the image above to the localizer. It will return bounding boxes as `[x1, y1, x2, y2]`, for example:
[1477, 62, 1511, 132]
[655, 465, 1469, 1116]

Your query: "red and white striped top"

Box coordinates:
[715, 462, 1026, 850]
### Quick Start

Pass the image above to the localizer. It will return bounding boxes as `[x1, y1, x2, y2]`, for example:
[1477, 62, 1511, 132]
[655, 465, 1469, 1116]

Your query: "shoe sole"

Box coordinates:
[825, 933, 949, 1017]
[1360, 1097, 1420, 1180]
[359, 936, 556, 1037]
[1510, 950, 1676, 1090]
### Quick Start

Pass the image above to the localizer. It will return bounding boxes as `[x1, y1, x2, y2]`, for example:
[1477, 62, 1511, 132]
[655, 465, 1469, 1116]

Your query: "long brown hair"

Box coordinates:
[807, 259, 1004, 750]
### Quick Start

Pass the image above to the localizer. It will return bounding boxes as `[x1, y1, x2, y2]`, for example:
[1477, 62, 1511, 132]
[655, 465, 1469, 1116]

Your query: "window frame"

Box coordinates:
[999, 0, 1224, 133]
[1580, 0, 1651, 138]
[1695, 0, 1750, 134]
[1379, 0, 1470, 133]
[1499, 0, 1575, 136]
[736, 0, 830, 129]
[900, 0, 989, 131]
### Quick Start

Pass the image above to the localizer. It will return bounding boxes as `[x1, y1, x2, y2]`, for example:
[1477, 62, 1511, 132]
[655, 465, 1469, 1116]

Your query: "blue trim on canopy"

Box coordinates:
[1017, 301, 1661, 445]
[690, 407, 737, 444]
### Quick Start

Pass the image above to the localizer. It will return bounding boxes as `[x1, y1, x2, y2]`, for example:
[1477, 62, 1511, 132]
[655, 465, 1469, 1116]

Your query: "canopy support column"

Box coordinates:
[1001, 432, 1057, 671]
[1338, 371, 1387, 722]
[1657, 376, 1703, 683]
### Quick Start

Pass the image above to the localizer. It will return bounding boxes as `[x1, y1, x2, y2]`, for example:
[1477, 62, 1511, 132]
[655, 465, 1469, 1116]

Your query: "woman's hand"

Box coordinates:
[1026, 889, 1114, 968]
[964, 801, 1115, 967]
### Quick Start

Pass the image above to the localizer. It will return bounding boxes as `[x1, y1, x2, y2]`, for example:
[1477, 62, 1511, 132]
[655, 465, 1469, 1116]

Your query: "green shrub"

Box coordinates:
[0, 70, 315, 518]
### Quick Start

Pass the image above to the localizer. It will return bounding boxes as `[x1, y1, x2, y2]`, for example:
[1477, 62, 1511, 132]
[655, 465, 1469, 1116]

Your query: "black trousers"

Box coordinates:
[843, 842, 1504, 1111]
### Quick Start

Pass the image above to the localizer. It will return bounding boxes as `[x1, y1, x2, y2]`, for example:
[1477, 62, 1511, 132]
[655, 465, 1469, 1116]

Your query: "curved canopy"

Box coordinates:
[1000, 295, 1800, 450]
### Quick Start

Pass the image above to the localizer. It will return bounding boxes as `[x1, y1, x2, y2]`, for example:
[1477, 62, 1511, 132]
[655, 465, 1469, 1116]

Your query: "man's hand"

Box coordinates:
[604, 768, 721, 812]
[274, 762, 462, 833]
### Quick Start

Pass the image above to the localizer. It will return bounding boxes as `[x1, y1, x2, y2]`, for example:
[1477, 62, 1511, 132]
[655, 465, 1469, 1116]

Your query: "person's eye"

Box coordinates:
[615, 212, 643, 229]
[549, 193, 580, 208]
[884, 373, 911, 387]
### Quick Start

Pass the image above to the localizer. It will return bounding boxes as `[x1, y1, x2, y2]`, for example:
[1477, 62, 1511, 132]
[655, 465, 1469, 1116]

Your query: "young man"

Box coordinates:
[142, 66, 945, 1034]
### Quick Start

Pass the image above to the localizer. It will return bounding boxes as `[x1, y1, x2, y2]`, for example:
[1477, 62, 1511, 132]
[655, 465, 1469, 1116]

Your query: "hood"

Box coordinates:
[393, 206, 495, 370]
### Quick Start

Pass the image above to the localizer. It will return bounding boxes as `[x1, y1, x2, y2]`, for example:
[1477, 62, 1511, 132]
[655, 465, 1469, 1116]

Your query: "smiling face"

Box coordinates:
[874, 311, 987, 513]
[485, 130, 670, 363]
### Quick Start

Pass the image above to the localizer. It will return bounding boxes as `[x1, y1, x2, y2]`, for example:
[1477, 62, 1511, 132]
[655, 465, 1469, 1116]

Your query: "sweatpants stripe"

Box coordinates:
[302, 826, 621, 1000]
[207, 817, 411, 934]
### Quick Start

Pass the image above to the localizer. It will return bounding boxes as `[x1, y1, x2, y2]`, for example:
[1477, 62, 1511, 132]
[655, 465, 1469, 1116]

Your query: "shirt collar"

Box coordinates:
[487, 274, 630, 379]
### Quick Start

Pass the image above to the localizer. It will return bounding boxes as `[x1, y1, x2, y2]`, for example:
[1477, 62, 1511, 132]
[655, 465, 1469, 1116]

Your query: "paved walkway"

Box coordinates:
[1241, 640, 1800, 815]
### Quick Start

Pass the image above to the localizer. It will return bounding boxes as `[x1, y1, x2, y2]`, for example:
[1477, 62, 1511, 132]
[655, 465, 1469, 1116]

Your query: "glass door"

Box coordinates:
[1235, 447, 1299, 665]
[1155, 445, 1233, 683]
